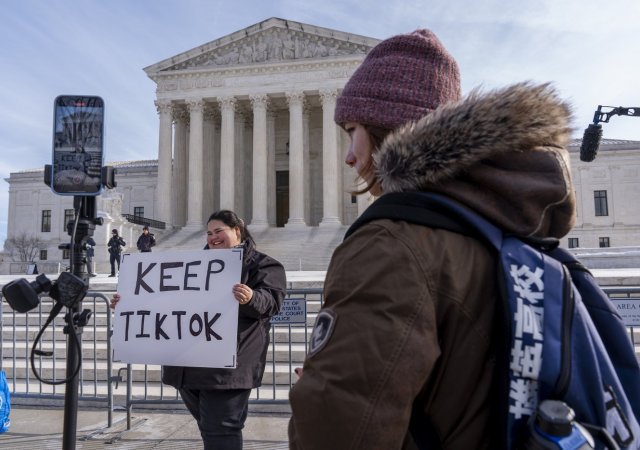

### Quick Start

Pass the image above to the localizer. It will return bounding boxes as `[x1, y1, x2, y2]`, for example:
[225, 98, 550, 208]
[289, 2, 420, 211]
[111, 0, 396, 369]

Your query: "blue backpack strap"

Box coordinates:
[346, 192, 503, 249]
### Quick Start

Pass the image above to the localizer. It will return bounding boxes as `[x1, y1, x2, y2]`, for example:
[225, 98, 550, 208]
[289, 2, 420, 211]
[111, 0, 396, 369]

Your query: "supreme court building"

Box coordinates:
[146, 17, 380, 230]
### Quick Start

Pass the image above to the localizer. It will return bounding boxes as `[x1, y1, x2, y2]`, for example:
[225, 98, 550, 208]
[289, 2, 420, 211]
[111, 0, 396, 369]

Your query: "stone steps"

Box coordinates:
[154, 224, 347, 271]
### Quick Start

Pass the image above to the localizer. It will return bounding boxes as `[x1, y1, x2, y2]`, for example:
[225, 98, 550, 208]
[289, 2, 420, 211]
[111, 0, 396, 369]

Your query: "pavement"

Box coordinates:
[0, 404, 290, 449]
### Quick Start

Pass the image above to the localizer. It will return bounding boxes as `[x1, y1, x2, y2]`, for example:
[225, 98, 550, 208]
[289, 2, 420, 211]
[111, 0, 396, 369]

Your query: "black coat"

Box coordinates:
[136, 233, 156, 252]
[107, 236, 126, 255]
[162, 242, 286, 390]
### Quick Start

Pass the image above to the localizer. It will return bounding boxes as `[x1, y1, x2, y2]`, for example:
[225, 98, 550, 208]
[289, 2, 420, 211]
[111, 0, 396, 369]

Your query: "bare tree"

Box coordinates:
[4, 232, 45, 262]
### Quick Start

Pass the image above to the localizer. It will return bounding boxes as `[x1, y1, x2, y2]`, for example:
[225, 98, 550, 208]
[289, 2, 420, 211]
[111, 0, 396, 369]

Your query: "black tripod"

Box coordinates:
[61, 195, 103, 450]
[1, 155, 117, 448]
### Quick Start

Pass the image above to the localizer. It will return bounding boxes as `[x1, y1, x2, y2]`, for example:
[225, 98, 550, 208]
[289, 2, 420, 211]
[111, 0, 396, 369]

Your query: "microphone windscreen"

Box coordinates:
[580, 123, 602, 162]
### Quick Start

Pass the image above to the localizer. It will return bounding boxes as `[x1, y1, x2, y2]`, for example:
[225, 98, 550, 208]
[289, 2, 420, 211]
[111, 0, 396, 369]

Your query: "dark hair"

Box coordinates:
[207, 210, 256, 254]
[350, 124, 392, 195]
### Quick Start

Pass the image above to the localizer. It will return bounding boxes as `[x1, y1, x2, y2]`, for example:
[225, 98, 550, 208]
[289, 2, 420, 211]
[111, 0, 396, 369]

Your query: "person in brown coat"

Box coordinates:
[288, 29, 575, 449]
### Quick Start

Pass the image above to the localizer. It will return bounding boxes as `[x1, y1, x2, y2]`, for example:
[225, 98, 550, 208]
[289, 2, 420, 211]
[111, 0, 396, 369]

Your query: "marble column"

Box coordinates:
[250, 94, 269, 229]
[154, 100, 173, 226]
[319, 89, 342, 226]
[172, 108, 189, 227]
[303, 105, 311, 224]
[234, 111, 246, 217]
[203, 106, 218, 220]
[186, 98, 204, 228]
[267, 109, 276, 226]
[285, 91, 306, 227]
[219, 96, 236, 211]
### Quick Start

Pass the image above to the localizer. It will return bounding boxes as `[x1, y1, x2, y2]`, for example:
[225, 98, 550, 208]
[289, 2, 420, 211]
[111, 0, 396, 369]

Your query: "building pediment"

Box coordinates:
[144, 17, 379, 75]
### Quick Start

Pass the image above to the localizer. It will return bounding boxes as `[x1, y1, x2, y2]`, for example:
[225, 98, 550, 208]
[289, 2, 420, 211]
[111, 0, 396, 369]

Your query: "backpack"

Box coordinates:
[347, 192, 640, 450]
[0, 370, 10, 433]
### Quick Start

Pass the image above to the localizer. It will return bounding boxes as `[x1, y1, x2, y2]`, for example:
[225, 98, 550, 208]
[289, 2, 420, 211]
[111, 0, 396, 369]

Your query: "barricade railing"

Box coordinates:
[0, 291, 114, 426]
[2, 284, 637, 432]
[8, 261, 62, 275]
[116, 288, 323, 429]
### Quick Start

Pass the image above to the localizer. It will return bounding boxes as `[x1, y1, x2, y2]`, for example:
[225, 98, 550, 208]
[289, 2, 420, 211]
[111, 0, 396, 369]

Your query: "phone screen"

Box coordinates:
[51, 95, 104, 195]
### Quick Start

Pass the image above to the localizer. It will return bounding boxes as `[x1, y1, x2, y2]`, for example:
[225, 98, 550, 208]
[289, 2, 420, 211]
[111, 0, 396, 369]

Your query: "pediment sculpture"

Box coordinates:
[167, 28, 372, 71]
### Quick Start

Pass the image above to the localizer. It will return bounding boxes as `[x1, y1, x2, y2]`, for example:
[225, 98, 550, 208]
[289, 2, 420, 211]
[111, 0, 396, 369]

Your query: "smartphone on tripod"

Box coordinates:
[51, 95, 104, 195]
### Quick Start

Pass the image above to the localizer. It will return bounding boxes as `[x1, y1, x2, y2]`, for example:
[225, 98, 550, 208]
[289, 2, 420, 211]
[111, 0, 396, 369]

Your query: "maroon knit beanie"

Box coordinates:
[334, 29, 461, 130]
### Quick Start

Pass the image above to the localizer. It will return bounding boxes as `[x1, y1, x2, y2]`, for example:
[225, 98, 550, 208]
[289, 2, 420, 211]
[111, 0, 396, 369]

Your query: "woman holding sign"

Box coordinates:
[112, 210, 286, 450]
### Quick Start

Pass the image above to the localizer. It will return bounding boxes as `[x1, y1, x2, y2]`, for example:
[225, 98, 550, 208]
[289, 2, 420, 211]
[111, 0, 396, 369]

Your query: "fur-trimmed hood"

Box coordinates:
[374, 82, 576, 238]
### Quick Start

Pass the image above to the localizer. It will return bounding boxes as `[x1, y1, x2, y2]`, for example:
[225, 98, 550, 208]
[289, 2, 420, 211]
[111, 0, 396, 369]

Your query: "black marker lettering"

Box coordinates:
[184, 260, 201, 291]
[120, 311, 134, 341]
[173, 311, 186, 339]
[136, 310, 151, 338]
[204, 312, 222, 341]
[155, 313, 169, 340]
[190, 313, 203, 337]
[160, 262, 183, 291]
[135, 262, 156, 294]
[205, 259, 225, 290]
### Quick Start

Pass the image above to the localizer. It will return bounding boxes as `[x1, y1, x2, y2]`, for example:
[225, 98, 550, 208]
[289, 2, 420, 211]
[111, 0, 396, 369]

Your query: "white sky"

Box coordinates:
[1, 0, 640, 248]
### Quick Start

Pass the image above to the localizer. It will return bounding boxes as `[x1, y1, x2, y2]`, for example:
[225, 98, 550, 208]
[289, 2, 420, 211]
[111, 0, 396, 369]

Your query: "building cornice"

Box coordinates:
[149, 58, 361, 95]
[144, 17, 378, 76]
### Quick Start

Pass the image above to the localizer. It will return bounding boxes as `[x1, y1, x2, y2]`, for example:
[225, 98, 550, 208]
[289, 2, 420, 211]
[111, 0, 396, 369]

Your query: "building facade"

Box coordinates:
[3, 19, 640, 272]
[566, 139, 640, 267]
[144, 17, 379, 230]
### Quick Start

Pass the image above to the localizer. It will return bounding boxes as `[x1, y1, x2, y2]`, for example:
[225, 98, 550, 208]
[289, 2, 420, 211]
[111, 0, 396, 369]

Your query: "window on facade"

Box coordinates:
[40, 250, 47, 261]
[64, 209, 74, 229]
[351, 196, 357, 204]
[41, 210, 51, 232]
[594, 190, 609, 216]
[63, 249, 70, 260]
[134, 206, 144, 218]
[599, 237, 610, 248]
[568, 238, 579, 248]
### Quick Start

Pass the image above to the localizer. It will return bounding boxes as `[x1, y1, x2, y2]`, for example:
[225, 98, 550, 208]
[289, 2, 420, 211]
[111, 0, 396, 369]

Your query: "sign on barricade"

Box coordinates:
[112, 249, 243, 368]
[610, 298, 640, 327]
[271, 298, 306, 324]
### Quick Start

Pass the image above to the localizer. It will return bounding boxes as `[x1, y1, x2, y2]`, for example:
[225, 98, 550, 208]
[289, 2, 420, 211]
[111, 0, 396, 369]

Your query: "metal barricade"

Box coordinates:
[2, 284, 638, 433]
[0, 291, 114, 426]
[116, 288, 323, 429]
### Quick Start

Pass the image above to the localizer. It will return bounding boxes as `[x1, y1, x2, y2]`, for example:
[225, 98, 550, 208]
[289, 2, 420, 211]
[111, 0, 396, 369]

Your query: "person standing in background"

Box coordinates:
[85, 236, 97, 276]
[107, 229, 126, 277]
[136, 226, 155, 252]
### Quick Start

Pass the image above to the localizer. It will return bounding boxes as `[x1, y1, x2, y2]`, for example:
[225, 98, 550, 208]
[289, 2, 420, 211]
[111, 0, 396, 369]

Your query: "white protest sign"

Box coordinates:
[112, 248, 242, 368]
